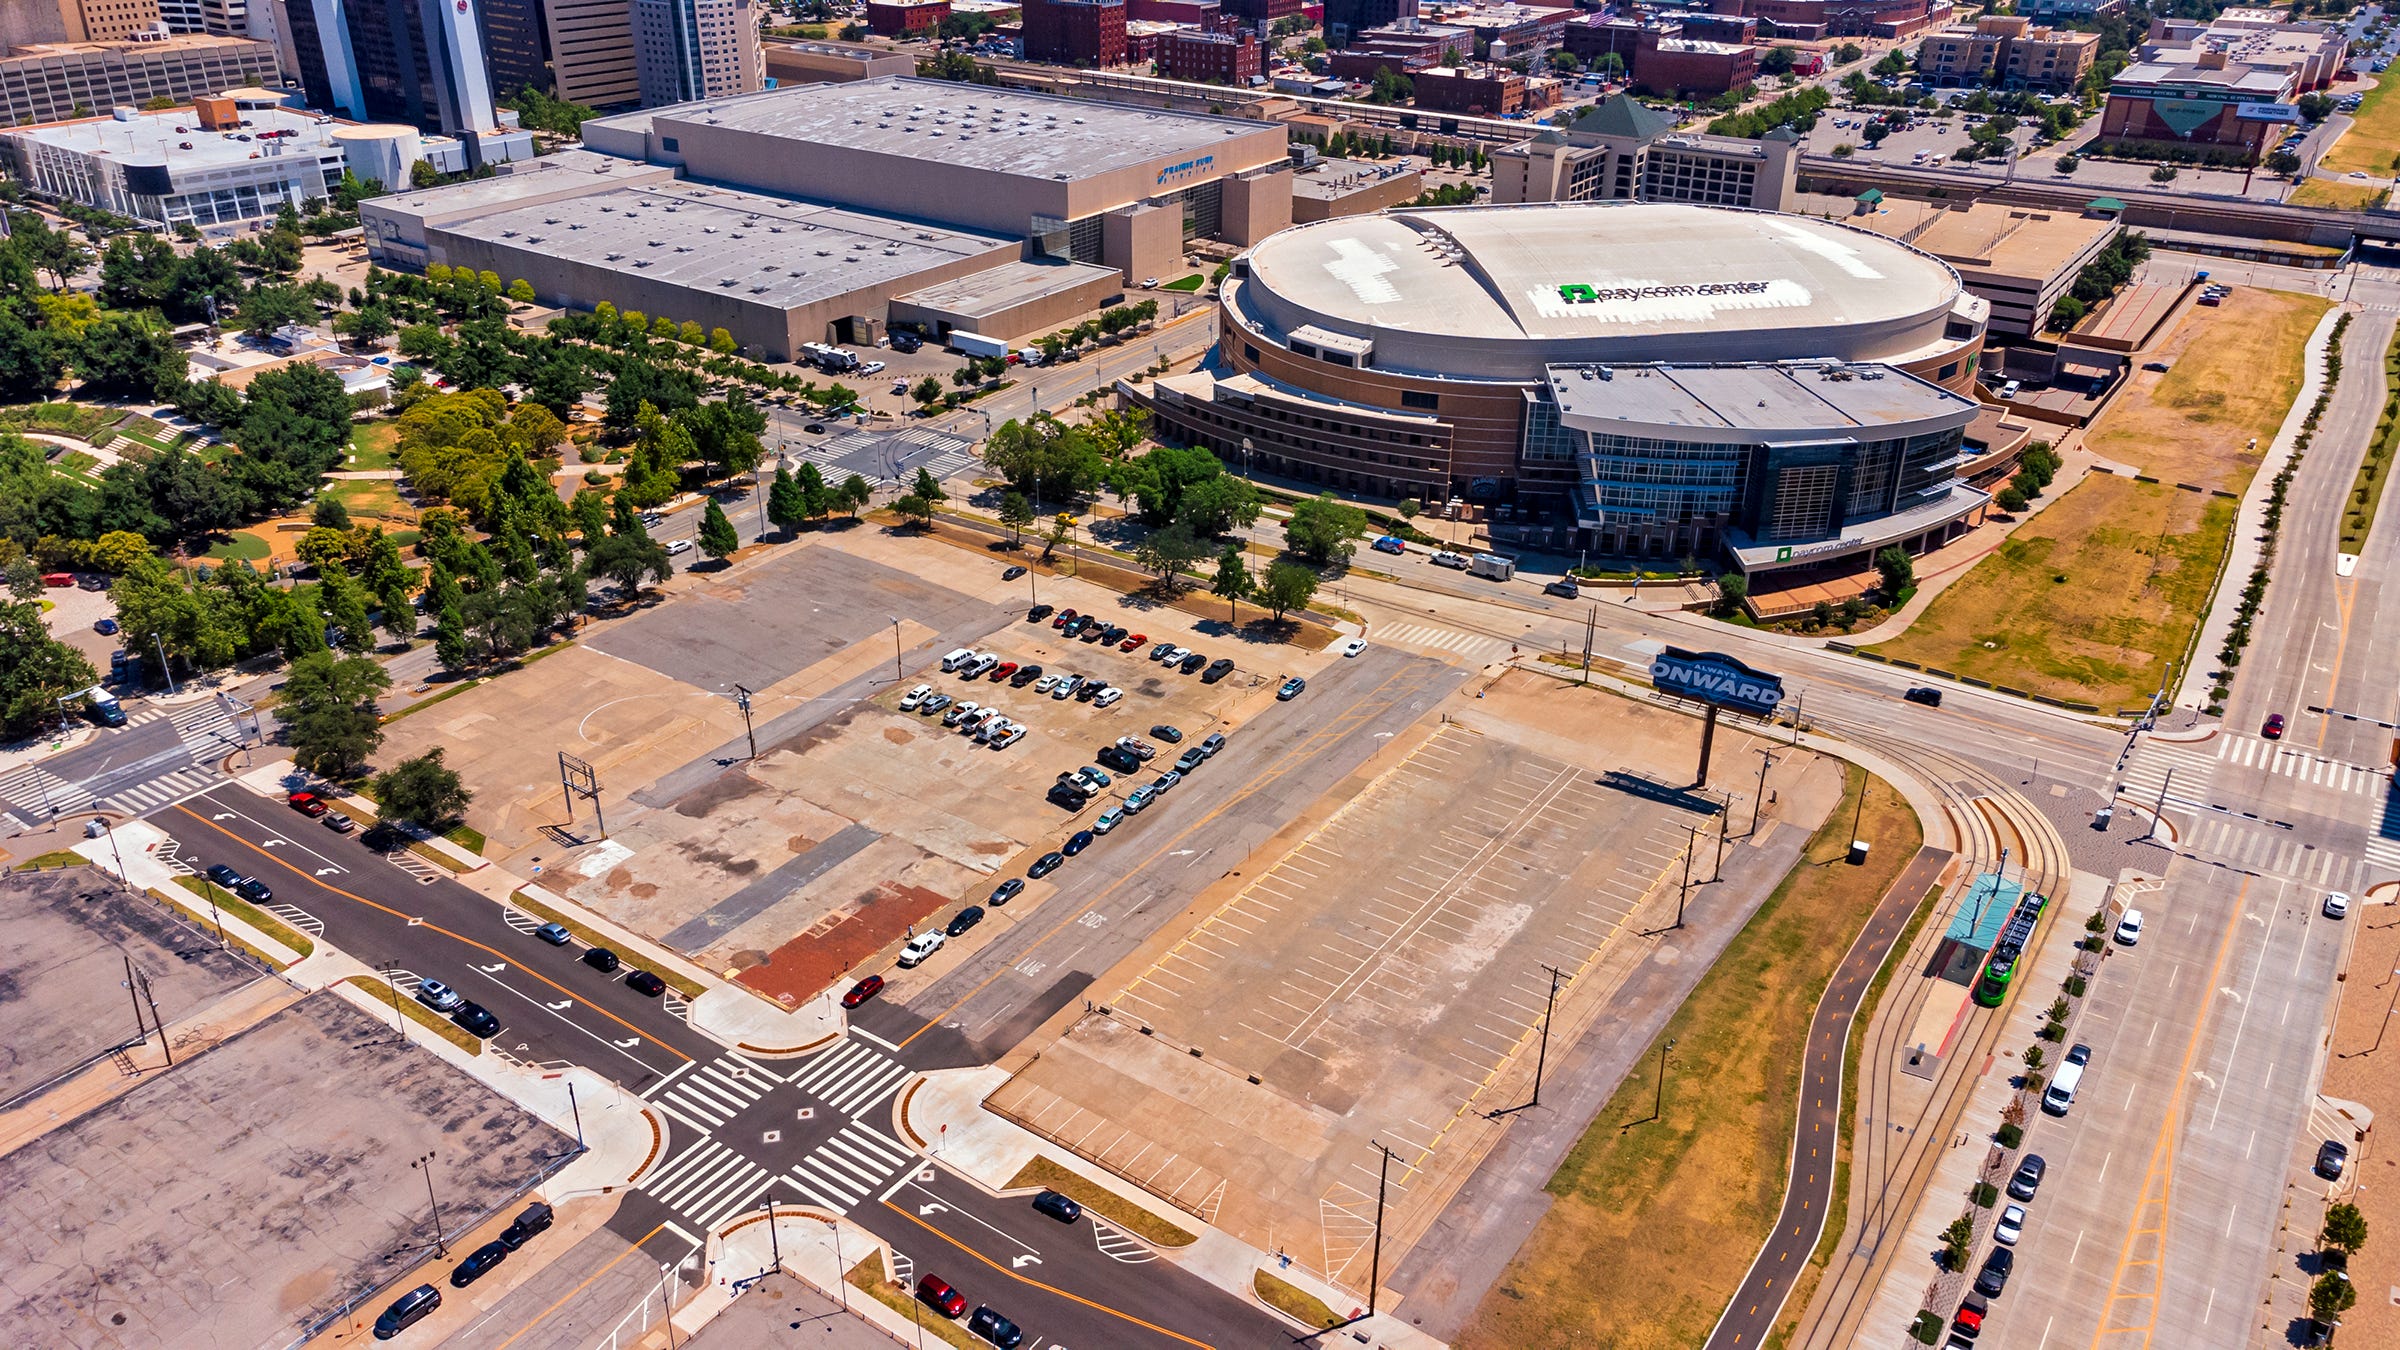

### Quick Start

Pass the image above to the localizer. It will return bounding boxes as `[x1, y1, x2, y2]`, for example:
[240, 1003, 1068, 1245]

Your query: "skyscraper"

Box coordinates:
[632, 0, 760, 105]
[286, 0, 499, 154]
[545, 0, 638, 107]
[478, 0, 548, 96]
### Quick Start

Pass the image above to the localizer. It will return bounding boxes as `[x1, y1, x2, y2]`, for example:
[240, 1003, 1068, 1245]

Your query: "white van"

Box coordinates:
[1999, 379, 2022, 400]
[940, 647, 975, 673]
[2042, 1058, 2085, 1115]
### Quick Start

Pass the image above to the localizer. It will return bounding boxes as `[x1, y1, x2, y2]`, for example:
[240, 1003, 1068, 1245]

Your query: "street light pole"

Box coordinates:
[764, 1196, 780, 1270]
[889, 617, 903, 684]
[825, 1217, 847, 1310]
[732, 684, 757, 761]
[2142, 767, 2175, 842]
[196, 868, 228, 948]
[1751, 749, 1776, 838]
[96, 811, 130, 893]
[411, 1152, 449, 1257]
[1366, 1141, 1397, 1318]
[1655, 1036, 1676, 1120]
[380, 960, 409, 1043]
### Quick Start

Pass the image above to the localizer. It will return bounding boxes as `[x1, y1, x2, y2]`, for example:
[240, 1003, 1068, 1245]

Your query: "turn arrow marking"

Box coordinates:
[919, 1203, 948, 1217]
[212, 812, 235, 821]
[547, 1000, 572, 1010]
[614, 1037, 641, 1048]
[1011, 1254, 1041, 1269]
[477, 962, 505, 973]
[314, 868, 340, 876]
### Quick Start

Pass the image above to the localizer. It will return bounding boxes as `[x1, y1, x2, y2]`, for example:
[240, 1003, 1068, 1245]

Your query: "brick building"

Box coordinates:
[867, 0, 951, 36]
[1222, 0, 1305, 26]
[1159, 26, 1261, 80]
[1917, 14, 2097, 90]
[1412, 63, 1523, 113]
[1023, 0, 1127, 64]
[1128, 0, 1226, 29]
[1327, 19, 1470, 75]
[1716, 0, 1951, 41]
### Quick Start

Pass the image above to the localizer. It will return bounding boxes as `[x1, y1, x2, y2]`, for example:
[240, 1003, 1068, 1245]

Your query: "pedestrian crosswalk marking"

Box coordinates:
[642, 1137, 776, 1233]
[652, 1054, 780, 1131]
[787, 1040, 912, 1116]
[787, 1122, 917, 1213]
[2118, 735, 2218, 812]
[1375, 622, 1507, 662]
[169, 702, 241, 760]
[2181, 817, 2365, 889]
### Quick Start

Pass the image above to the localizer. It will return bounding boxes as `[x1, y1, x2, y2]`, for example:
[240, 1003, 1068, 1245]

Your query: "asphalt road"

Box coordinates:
[1704, 847, 1954, 1350]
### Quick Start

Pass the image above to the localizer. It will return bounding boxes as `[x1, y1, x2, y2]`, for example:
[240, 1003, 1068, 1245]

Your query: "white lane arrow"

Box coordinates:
[547, 1000, 573, 1010]
[262, 839, 287, 848]
[212, 812, 236, 820]
[614, 1037, 642, 1048]
[1011, 1255, 1041, 1269]
[314, 867, 340, 876]
[918, 1203, 948, 1217]
[477, 962, 505, 973]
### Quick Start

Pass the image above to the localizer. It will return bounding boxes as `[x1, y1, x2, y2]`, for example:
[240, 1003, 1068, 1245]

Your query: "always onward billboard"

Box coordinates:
[1650, 647, 1785, 718]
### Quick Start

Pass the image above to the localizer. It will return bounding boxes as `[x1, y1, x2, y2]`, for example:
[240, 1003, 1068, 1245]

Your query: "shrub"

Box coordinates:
[1997, 1122, 2024, 1149]
[1972, 1181, 1998, 1208]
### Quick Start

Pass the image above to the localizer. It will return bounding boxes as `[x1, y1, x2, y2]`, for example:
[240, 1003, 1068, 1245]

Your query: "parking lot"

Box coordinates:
[997, 714, 1710, 1286]
[0, 869, 263, 1104]
[0, 992, 571, 1347]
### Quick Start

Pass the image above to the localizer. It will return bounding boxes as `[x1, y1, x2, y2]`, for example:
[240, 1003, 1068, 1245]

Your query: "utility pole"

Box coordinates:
[732, 685, 758, 761]
[196, 868, 229, 949]
[122, 952, 148, 1054]
[1751, 749, 1776, 838]
[380, 960, 409, 1043]
[1366, 1141, 1398, 1318]
[1580, 603, 1596, 685]
[1655, 1037, 1676, 1120]
[95, 813, 130, 893]
[2143, 767, 2175, 841]
[765, 1196, 781, 1270]
[136, 966, 170, 1066]
[412, 1152, 449, 1257]
[1488, 965, 1571, 1118]
[889, 616, 904, 684]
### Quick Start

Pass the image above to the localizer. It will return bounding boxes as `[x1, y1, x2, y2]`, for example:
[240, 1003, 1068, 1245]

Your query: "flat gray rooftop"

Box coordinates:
[897, 259, 1119, 316]
[369, 150, 670, 218]
[622, 76, 1270, 180]
[10, 104, 342, 169]
[1547, 361, 1977, 432]
[436, 181, 1013, 310]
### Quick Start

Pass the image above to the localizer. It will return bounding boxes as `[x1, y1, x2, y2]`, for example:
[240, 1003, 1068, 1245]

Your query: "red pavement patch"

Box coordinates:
[734, 881, 952, 1005]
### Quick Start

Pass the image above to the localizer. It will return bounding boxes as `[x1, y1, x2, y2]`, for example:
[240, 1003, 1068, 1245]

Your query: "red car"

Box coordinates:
[287, 791, 329, 817]
[841, 975, 885, 1009]
[915, 1274, 968, 1318]
[1118, 632, 1148, 652]
[988, 661, 1019, 682]
[1051, 608, 1078, 629]
[2262, 713, 2286, 740]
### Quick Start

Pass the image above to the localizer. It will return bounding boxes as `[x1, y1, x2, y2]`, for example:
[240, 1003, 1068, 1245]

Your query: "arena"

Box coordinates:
[1139, 200, 1997, 572]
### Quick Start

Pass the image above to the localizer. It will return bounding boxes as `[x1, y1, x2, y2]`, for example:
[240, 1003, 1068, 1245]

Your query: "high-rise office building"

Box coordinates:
[158, 0, 247, 35]
[544, 0, 637, 106]
[632, 0, 759, 105]
[286, 0, 499, 154]
[51, 0, 166, 42]
[479, 0, 548, 95]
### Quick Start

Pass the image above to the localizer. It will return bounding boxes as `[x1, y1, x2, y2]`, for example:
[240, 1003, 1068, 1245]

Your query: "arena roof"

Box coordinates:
[594, 77, 1270, 182]
[1240, 203, 1960, 348]
[1546, 361, 1978, 435]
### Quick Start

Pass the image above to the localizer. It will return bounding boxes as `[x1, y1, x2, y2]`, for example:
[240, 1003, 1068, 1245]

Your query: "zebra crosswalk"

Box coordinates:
[0, 763, 78, 827]
[648, 1054, 784, 1133]
[640, 1136, 778, 1233]
[1373, 622, 1508, 663]
[785, 1040, 913, 1116]
[788, 427, 977, 488]
[787, 1121, 918, 1214]
[2221, 734, 2390, 796]
[168, 701, 242, 760]
[2118, 735, 2219, 812]
[95, 765, 221, 816]
[2179, 817, 2367, 889]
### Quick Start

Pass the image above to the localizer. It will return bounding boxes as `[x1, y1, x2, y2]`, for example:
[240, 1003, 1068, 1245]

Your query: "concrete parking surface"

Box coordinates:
[0, 993, 573, 1348]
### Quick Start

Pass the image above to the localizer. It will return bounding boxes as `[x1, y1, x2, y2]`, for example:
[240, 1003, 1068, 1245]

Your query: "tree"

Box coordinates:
[911, 376, 944, 411]
[1132, 522, 1207, 587]
[507, 278, 536, 303]
[318, 567, 376, 653]
[313, 496, 353, 532]
[911, 466, 947, 506]
[280, 649, 390, 779]
[2267, 149, 2303, 176]
[1714, 572, 1749, 617]
[0, 310, 65, 403]
[1211, 544, 1254, 623]
[698, 498, 740, 562]
[840, 473, 873, 518]
[999, 490, 1035, 545]
[0, 599, 99, 741]
[1997, 485, 2030, 512]
[2322, 1202, 2369, 1257]
[1875, 546, 1915, 599]
[1041, 511, 1073, 563]
[372, 748, 473, 831]
[2309, 1271, 2356, 1323]
[767, 465, 809, 538]
[586, 531, 671, 599]
[1284, 493, 1367, 567]
[433, 604, 469, 670]
[75, 311, 186, 400]
[1941, 1216, 1974, 1272]
[1261, 560, 1318, 620]
[893, 492, 936, 528]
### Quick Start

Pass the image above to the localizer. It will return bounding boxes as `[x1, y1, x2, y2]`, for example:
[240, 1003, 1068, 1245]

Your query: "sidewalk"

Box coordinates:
[2175, 304, 2346, 709]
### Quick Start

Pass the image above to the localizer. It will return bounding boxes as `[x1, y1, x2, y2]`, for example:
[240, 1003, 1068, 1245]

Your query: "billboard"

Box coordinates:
[1650, 646, 1785, 718]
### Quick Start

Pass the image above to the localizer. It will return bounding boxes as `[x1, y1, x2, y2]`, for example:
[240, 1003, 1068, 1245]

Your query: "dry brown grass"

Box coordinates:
[1002, 1156, 1197, 1247]
[2289, 178, 2389, 211]
[2087, 288, 2328, 487]
[1457, 767, 1921, 1350]
[2324, 73, 2400, 177]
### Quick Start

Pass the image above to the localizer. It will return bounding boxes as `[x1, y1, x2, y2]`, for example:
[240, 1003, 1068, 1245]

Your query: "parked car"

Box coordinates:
[1010, 664, 1044, 687]
[1051, 608, 1079, 628]
[1994, 1204, 2025, 1246]
[1075, 679, 1106, 702]
[1973, 1247, 2012, 1298]
[968, 1306, 1024, 1349]
[944, 701, 979, 727]
[2318, 1139, 2350, 1180]
[373, 1284, 441, 1340]
[288, 790, 330, 817]
[498, 1202, 553, 1250]
[1117, 735, 1156, 760]
[1075, 765, 1112, 789]
[898, 931, 947, 967]
[1341, 638, 1369, 658]
[1178, 652, 1208, 674]
[583, 947, 622, 973]
[919, 693, 953, 716]
[1028, 851, 1066, 878]
[946, 906, 986, 937]
[1152, 770, 1183, 794]
[664, 538, 693, 556]
[1092, 687, 1123, 708]
[1098, 746, 1141, 773]
[843, 975, 886, 1008]
[1002, 565, 1027, 581]
[988, 661, 1019, 683]
[2114, 909, 2143, 946]
[916, 1274, 969, 1318]
[1176, 747, 1206, 773]
[1124, 785, 1157, 814]
[2006, 1154, 2046, 1201]
[2324, 891, 2352, 919]
[1161, 646, 1192, 667]
[1430, 550, 1470, 569]
[1372, 535, 1407, 555]
[453, 1003, 502, 1038]
[989, 878, 1025, 906]
[1278, 677, 1307, 700]
[94, 616, 119, 636]
[235, 877, 272, 904]
[533, 922, 572, 946]
[203, 863, 245, 890]
[1149, 641, 1178, 661]
[1063, 829, 1096, 856]
[1031, 1190, 1083, 1223]
[1119, 632, 1148, 652]
[415, 978, 466, 1013]
[323, 810, 357, 833]
[1202, 657, 1236, 683]
[900, 683, 933, 710]
[625, 969, 667, 997]
[1952, 1296, 1987, 1339]
[450, 1241, 510, 1288]
[1027, 604, 1053, 623]
[1151, 724, 1183, 743]
[1093, 805, 1125, 834]
[1051, 675, 1084, 700]
[1199, 732, 1226, 758]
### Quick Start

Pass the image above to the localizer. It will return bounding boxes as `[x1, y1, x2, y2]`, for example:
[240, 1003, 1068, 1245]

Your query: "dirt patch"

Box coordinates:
[675, 770, 770, 819]
[883, 725, 915, 745]
[2087, 287, 2328, 488]
[734, 881, 952, 1002]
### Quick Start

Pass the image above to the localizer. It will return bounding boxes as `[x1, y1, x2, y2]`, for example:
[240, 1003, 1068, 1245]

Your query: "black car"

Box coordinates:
[946, 906, 986, 937]
[2006, 1154, 2046, 1201]
[1028, 851, 1066, 878]
[1904, 685, 1944, 708]
[452, 1002, 502, 1038]
[203, 863, 245, 890]
[1046, 783, 1087, 809]
[1002, 565, 1027, 581]
[1062, 829, 1095, 856]
[450, 1241, 510, 1288]
[1027, 604, 1054, 623]
[1031, 1189, 1082, 1223]
[583, 947, 621, 973]
[990, 878, 1024, 906]
[1973, 1246, 2012, 1298]
[235, 877, 273, 904]
[1074, 680, 1105, 702]
[1202, 657, 1235, 683]
[1009, 664, 1044, 687]
[968, 1307, 1024, 1349]
[2318, 1139, 2350, 1180]
[373, 1284, 441, 1339]
[1151, 724, 1183, 743]
[498, 1202, 553, 1250]
[1097, 745, 1141, 773]
[889, 332, 923, 353]
[1177, 652, 1208, 674]
[625, 969, 667, 997]
[1176, 747, 1207, 773]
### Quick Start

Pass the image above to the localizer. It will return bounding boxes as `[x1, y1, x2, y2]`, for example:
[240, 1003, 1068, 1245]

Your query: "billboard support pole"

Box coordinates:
[1695, 704, 1718, 788]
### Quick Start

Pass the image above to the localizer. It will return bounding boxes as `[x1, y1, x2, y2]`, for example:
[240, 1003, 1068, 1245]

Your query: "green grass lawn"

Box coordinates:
[347, 421, 399, 471]
[326, 477, 410, 521]
[204, 531, 273, 562]
[1160, 275, 1207, 292]
[0, 401, 122, 443]
[50, 449, 99, 480]
[2325, 71, 2400, 176]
